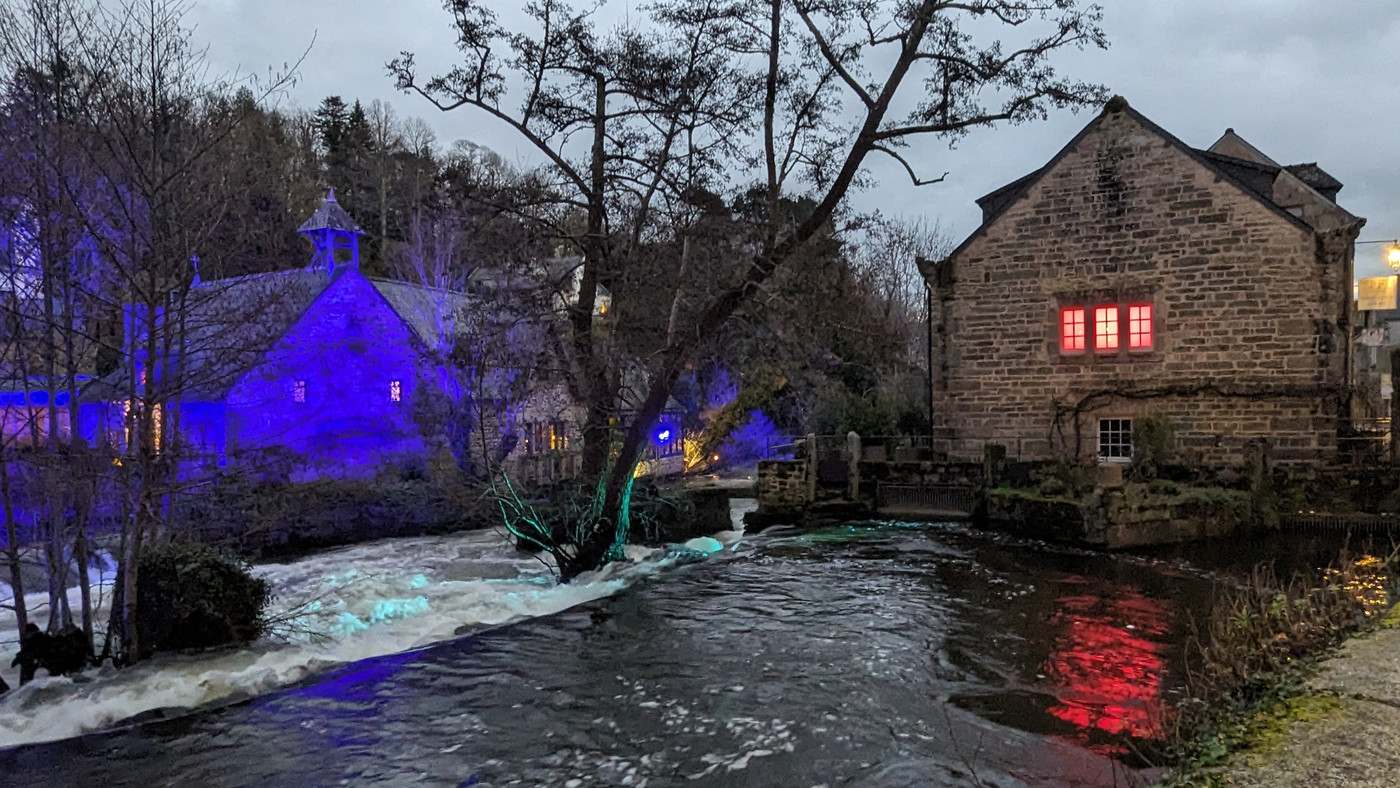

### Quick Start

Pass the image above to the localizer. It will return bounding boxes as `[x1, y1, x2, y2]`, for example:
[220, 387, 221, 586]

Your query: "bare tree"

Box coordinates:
[392, 0, 1107, 580]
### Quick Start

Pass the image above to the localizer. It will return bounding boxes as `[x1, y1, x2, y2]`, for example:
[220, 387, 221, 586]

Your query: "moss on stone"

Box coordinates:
[1237, 694, 1344, 763]
[1378, 603, 1400, 629]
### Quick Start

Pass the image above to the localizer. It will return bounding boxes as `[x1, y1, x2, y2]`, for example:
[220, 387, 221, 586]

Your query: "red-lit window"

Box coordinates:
[1094, 306, 1119, 351]
[1061, 308, 1086, 353]
[1128, 304, 1153, 349]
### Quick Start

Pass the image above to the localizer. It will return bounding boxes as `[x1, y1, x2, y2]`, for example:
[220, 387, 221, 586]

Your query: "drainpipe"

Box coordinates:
[915, 256, 939, 451]
[926, 281, 934, 434]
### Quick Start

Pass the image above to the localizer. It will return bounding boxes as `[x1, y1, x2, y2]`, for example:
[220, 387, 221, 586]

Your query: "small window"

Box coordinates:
[1094, 306, 1119, 351]
[390, 380, 402, 402]
[293, 380, 306, 403]
[1099, 418, 1132, 460]
[1128, 304, 1153, 350]
[1060, 308, 1086, 353]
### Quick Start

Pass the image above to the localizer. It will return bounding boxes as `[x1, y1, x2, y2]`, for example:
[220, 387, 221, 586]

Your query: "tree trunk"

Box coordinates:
[66, 281, 93, 649]
[558, 361, 684, 583]
[1, 454, 28, 637]
[576, 72, 612, 481]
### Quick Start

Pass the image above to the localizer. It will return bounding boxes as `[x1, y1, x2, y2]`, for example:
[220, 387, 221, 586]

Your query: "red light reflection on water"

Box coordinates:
[1042, 584, 1170, 743]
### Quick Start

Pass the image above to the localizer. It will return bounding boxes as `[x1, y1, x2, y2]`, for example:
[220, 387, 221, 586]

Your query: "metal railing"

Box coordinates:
[876, 483, 978, 518]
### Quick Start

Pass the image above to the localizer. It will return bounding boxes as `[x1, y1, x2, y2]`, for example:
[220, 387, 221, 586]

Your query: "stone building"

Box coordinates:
[88, 191, 584, 480]
[925, 97, 1365, 466]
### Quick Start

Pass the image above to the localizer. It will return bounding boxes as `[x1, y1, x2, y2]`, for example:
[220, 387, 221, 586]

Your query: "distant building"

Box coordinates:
[85, 191, 466, 478]
[69, 191, 688, 483]
[925, 97, 1365, 466]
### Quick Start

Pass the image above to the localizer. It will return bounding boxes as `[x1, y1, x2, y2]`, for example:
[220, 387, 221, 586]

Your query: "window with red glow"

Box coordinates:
[1061, 308, 1086, 353]
[1094, 306, 1119, 351]
[1128, 304, 1153, 349]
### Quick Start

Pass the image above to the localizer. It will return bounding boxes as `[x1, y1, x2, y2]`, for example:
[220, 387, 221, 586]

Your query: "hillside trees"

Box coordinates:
[392, 0, 1108, 580]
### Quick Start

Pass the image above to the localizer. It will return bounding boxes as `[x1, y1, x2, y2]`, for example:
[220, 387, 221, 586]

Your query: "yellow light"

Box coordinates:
[1388, 243, 1400, 271]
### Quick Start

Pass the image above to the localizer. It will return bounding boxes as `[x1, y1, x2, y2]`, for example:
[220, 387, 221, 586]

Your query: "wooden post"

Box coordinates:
[805, 432, 817, 504]
[847, 431, 861, 500]
[1391, 348, 1400, 465]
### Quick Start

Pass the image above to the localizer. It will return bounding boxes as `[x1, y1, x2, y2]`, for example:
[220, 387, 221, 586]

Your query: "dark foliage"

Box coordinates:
[10, 623, 88, 684]
[175, 477, 496, 560]
[135, 543, 271, 658]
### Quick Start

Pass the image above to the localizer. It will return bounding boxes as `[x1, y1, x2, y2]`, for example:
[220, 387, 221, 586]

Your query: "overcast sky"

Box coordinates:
[187, 0, 1400, 277]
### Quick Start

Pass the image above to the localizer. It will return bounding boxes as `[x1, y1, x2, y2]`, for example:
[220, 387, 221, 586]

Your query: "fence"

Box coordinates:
[802, 433, 1010, 463]
[875, 483, 978, 518]
[1281, 512, 1400, 534]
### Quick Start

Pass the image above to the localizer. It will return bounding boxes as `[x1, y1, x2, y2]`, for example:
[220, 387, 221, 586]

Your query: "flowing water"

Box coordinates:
[0, 520, 1379, 787]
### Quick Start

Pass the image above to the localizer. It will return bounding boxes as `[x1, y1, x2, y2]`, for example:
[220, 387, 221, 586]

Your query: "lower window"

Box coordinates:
[1099, 418, 1132, 460]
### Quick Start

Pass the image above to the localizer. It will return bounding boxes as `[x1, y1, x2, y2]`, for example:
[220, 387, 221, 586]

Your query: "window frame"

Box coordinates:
[1055, 295, 1157, 360]
[1060, 307, 1087, 354]
[1098, 418, 1133, 462]
[1093, 305, 1119, 353]
[1127, 303, 1154, 351]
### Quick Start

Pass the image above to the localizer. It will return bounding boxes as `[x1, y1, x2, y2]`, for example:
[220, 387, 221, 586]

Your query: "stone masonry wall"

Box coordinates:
[226, 269, 431, 478]
[757, 459, 810, 511]
[932, 104, 1353, 467]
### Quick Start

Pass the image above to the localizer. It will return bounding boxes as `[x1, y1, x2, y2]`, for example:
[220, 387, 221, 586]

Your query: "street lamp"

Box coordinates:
[1358, 238, 1400, 273]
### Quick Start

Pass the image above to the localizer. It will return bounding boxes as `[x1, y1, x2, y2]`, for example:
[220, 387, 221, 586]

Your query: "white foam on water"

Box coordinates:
[0, 523, 745, 748]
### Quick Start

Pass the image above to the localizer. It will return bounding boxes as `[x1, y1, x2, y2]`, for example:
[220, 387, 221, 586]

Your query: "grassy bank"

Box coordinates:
[1150, 552, 1395, 786]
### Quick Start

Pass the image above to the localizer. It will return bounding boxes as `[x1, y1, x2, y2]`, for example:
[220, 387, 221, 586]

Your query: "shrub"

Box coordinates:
[1030, 460, 1096, 499]
[1129, 413, 1175, 481]
[1151, 552, 1393, 780]
[136, 542, 271, 658]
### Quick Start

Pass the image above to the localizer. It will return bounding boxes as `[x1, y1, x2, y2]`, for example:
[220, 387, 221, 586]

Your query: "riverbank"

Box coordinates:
[1200, 606, 1400, 786]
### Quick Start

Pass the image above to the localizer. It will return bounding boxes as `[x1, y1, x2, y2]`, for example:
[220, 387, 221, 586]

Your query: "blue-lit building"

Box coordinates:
[68, 190, 695, 483]
[85, 191, 481, 479]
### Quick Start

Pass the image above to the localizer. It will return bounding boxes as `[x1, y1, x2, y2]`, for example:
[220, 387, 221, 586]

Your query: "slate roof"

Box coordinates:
[1284, 163, 1344, 200]
[296, 189, 364, 235]
[368, 278, 470, 350]
[85, 269, 474, 402]
[1194, 151, 1280, 201]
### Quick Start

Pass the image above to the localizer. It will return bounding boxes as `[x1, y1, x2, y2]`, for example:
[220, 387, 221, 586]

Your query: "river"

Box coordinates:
[0, 519, 1375, 787]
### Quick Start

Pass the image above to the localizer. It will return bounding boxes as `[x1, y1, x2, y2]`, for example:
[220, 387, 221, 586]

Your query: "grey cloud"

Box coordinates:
[188, 0, 1399, 272]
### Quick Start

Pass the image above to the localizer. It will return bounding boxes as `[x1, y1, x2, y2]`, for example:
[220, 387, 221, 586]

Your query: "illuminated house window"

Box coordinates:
[1094, 306, 1119, 351]
[152, 402, 163, 454]
[1099, 418, 1132, 461]
[1128, 304, 1153, 349]
[293, 380, 306, 403]
[390, 380, 402, 402]
[523, 422, 569, 455]
[1060, 308, 1086, 353]
[1060, 300, 1155, 357]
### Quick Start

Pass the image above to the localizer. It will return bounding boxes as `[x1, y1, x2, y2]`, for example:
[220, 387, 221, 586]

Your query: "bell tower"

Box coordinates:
[297, 188, 364, 275]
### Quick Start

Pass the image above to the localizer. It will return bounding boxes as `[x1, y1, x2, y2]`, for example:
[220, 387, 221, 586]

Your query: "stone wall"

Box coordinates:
[984, 485, 1251, 549]
[757, 459, 811, 511]
[932, 103, 1356, 467]
[226, 269, 431, 478]
[856, 460, 984, 488]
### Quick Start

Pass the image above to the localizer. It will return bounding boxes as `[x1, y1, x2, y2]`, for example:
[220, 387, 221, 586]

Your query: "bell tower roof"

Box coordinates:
[298, 188, 363, 274]
[297, 188, 364, 236]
